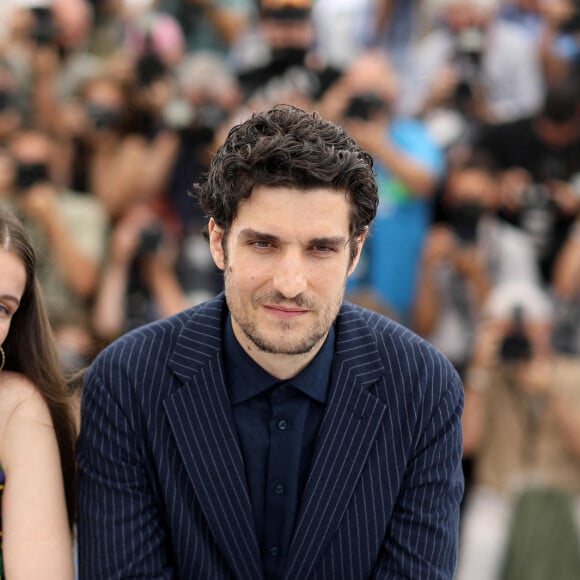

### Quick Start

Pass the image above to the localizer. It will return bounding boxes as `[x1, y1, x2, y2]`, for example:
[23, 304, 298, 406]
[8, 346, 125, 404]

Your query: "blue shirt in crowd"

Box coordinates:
[348, 118, 445, 322]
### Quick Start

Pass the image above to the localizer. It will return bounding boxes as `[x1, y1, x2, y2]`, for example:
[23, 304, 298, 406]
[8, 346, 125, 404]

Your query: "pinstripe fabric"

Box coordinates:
[77, 293, 464, 579]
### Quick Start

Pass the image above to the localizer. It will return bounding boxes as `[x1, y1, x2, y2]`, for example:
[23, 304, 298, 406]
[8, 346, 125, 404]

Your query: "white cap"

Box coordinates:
[483, 282, 554, 323]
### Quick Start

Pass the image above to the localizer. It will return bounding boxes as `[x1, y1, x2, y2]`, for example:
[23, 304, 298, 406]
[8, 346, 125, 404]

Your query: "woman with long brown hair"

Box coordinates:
[0, 205, 76, 578]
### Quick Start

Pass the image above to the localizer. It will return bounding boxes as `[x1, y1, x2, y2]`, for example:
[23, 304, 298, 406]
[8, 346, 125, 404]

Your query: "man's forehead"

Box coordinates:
[228, 189, 352, 242]
[235, 186, 351, 217]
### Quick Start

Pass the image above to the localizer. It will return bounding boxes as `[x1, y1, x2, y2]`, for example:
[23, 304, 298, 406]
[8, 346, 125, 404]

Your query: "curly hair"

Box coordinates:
[196, 105, 379, 256]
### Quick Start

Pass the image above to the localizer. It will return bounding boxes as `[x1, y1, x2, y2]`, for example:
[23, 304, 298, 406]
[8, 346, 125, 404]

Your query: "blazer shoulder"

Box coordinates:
[341, 302, 444, 356]
[88, 295, 227, 386]
[339, 302, 461, 390]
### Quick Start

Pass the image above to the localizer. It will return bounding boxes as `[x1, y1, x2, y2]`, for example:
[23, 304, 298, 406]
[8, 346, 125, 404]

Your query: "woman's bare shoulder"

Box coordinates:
[0, 372, 51, 429]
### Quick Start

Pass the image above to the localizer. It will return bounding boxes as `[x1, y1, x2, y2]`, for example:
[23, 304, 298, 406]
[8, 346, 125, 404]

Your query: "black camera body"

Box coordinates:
[499, 306, 533, 363]
[86, 103, 122, 131]
[30, 7, 58, 46]
[0, 91, 16, 113]
[344, 93, 388, 121]
[138, 222, 164, 255]
[446, 201, 484, 246]
[15, 162, 50, 190]
[136, 49, 167, 88]
[453, 26, 485, 108]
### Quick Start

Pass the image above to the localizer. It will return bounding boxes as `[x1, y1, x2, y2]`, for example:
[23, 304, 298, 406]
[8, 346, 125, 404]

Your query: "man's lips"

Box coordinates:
[263, 304, 310, 318]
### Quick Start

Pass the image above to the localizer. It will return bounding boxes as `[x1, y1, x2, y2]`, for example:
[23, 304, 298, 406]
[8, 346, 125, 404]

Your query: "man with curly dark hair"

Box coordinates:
[77, 105, 464, 580]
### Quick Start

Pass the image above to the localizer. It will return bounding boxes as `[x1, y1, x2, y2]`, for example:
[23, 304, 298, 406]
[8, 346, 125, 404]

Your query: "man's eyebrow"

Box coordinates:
[238, 229, 280, 243]
[308, 236, 349, 248]
[239, 229, 348, 248]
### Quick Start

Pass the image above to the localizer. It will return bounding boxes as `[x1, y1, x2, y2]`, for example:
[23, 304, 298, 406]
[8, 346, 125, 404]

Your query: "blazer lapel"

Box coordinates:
[283, 306, 387, 580]
[164, 296, 263, 580]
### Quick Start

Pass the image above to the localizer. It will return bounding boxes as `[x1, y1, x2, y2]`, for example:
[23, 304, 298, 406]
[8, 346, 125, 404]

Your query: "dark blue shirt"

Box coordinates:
[224, 315, 334, 579]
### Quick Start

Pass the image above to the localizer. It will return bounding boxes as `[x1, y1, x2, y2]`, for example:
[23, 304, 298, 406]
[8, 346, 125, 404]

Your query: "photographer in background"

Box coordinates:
[458, 281, 580, 580]
[500, 0, 580, 86]
[2, 0, 103, 131]
[413, 158, 539, 377]
[232, 0, 342, 108]
[4, 126, 108, 372]
[91, 201, 188, 343]
[320, 48, 445, 322]
[401, 0, 543, 152]
[61, 71, 179, 219]
[476, 79, 580, 284]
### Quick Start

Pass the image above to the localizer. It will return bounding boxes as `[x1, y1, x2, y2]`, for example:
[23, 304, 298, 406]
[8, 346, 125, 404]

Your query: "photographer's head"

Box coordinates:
[259, 0, 315, 66]
[342, 50, 400, 115]
[540, 0, 580, 33]
[443, 160, 498, 245]
[536, 80, 580, 149]
[8, 128, 55, 191]
[79, 76, 127, 136]
[429, 0, 499, 31]
[484, 282, 554, 360]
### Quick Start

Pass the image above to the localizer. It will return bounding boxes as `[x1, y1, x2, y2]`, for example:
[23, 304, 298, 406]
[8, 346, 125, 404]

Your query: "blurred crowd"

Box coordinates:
[1, 0, 580, 576]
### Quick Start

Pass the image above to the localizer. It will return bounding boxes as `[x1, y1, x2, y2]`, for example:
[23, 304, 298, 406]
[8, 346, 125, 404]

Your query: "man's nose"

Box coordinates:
[271, 249, 308, 299]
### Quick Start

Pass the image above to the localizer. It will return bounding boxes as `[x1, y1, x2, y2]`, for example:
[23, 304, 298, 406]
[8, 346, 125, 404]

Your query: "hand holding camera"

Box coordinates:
[498, 306, 533, 364]
[341, 92, 390, 155]
[15, 161, 59, 220]
[422, 225, 459, 267]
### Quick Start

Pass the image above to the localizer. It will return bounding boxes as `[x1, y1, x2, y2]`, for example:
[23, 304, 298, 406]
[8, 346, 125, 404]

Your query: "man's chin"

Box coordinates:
[247, 331, 322, 357]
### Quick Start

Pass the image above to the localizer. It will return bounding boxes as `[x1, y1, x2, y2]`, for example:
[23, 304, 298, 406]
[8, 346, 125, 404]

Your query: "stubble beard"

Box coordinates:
[224, 269, 346, 356]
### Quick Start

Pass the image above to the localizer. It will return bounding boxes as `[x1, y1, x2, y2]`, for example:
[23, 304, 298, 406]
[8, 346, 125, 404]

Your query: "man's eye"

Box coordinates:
[251, 241, 274, 249]
[312, 245, 336, 254]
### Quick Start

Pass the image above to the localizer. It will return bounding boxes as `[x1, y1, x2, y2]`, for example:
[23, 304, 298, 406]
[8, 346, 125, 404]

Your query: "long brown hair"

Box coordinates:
[0, 205, 76, 528]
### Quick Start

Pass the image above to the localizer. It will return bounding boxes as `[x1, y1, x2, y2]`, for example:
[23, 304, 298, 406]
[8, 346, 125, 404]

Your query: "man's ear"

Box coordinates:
[347, 228, 369, 277]
[208, 218, 226, 271]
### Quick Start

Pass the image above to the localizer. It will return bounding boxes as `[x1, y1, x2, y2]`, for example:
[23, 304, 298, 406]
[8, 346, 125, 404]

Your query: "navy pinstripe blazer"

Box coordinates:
[77, 293, 464, 579]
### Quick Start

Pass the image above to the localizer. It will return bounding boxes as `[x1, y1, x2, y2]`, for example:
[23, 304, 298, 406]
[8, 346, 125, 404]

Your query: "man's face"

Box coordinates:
[537, 117, 580, 149]
[209, 185, 365, 362]
[446, 167, 497, 210]
[261, 17, 314, 50]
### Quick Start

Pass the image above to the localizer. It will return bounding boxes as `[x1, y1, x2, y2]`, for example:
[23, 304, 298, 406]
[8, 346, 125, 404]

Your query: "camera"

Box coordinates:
[30, 7, 58, 46]
[446, 201, 484, 245]
[136, 48, 167, 88]
[519, 183, 556, 259]
[499, 306, 532, 363]
[344, 92, 388, 121]
[453, 26, 485, 108]
[15, 162, 50, 190]
[0, 91, 16, 113]
[138, 222, 164, 255]
[86, 103, 122, 131]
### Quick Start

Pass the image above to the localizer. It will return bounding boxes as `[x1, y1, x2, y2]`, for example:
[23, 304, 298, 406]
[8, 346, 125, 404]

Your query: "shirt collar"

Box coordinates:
[224, 314, 334, 405]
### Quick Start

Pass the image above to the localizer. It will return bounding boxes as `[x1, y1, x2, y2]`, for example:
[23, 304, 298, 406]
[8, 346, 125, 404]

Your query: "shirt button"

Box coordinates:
[270, 546, 279, 557]
[274, 483, 285, 495]
[277, 419, 288, 430]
